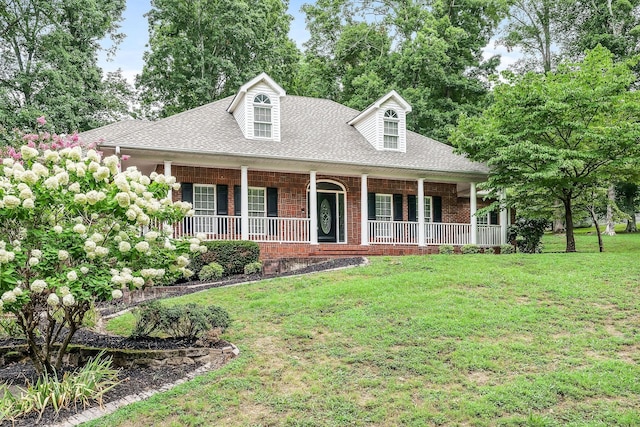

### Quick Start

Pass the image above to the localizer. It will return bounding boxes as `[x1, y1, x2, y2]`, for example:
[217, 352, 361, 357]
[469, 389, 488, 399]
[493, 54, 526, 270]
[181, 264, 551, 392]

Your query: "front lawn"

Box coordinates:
[92, 236, 640, 426]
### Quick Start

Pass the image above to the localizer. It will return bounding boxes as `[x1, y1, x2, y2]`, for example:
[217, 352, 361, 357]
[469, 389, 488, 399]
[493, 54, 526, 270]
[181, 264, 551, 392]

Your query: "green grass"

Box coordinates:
[87, 234, 640, 426]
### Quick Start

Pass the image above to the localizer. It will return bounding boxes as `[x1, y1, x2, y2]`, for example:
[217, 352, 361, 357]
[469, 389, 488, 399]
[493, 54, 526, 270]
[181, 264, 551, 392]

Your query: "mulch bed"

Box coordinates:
[0, 257, 366, 426]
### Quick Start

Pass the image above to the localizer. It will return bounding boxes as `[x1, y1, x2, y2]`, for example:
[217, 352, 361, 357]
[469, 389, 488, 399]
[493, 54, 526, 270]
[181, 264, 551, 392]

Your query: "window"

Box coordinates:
[383, 109, 399, 149]
[193, 184, 216, 233]
[423, 196, 432, 223]
[253, 94, 272, 138]
[248, 187, 266, 234]
[193, 185, 215, 216]
[375, 194, 392, 237]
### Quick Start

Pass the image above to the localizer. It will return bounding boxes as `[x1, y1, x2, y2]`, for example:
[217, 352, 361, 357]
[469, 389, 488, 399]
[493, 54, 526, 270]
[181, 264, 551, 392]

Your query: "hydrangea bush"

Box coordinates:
[0, 120, 204, 375]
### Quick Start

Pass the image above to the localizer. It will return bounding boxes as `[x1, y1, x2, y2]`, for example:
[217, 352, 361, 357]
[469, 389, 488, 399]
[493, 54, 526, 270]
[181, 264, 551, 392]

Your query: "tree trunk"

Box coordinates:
[563, 197, 576, 252]
[588, 206, 604, 252]
[553, 200, 565, 233]
[626, 217, 638, 233]
[603, 184, 616, 235]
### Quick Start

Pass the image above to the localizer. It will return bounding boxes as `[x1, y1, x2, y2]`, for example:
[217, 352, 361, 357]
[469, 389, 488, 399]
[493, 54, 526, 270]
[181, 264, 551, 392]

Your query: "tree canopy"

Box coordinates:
[137, 0, 300, 118]
[452, 46, 640, 252]
[0, 0, 132, 133]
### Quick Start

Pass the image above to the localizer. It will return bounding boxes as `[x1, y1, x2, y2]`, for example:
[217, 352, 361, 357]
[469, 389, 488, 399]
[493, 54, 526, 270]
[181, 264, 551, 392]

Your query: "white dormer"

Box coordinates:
[227, 73, 286, 142]
[348, 90, 412, 153]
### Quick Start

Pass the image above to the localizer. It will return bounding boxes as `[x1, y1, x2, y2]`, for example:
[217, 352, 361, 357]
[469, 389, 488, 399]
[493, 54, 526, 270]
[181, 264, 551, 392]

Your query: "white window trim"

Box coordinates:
[423, 196, 433, 223]
[253, 94, 272, 139]
[193, 184, 216, 216]
[383, 109, 400, 150]
[375, 193, 393, 238]
[248, 186, 267, 235]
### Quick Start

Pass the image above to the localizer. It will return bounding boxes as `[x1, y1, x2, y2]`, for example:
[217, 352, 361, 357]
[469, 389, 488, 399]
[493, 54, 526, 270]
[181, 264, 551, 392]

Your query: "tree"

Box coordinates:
[452, 46, 640, 252]
[0, 119, 202, 375]
[616, 182, 640, 232]
[137, 0, 300, 118]
[0, 0, 132, 133]
[298, 0, 509, 141]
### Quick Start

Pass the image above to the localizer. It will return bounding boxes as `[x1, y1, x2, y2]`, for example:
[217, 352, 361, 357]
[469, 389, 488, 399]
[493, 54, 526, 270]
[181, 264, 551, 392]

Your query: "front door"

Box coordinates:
[317, 192, 337, 242]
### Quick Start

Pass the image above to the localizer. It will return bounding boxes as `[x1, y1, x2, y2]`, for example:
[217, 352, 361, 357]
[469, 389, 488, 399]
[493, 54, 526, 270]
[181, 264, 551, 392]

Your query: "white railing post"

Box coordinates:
[241, 166, 249, 241]
[470, 182, 477, 245]
[361, 174, 369, 246]
[418, 178, 425, 247]
[500, 189, 508, 245]
[310, 171, 318, 245]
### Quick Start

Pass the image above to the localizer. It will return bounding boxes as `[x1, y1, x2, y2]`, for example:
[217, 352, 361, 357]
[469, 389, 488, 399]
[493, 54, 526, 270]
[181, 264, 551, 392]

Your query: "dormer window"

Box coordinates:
[383, 109, 399, 149]
[253, 94, 272, 138]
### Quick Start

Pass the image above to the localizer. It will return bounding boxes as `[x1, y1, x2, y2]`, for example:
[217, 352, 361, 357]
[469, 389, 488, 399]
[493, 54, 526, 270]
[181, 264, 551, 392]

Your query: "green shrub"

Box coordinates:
[500, 244, 515, 254]
[0, 353, 119, 423]
[192, 241, 260, 276]
[199, 262, 224, 281]
[484, 247, 495, 254]
[439, 245, 455, 254]
[244, 261, 263, 275]
[461, 244, 480, 254]
[0, 317, 23, 338]
[131, 302, 231, 340]
[507, 217, 548, 253]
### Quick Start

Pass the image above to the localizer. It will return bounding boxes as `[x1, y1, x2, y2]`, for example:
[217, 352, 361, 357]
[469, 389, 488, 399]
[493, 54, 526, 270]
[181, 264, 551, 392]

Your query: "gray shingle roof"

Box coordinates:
[92, 95, 488, 177]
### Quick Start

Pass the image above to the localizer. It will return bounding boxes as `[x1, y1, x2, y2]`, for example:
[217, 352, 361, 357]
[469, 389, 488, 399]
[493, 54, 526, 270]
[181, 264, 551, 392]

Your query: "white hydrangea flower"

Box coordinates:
[80, 266, 89, 274]
[0, 249, 13, 264]
[68, 182, 80, 193]
[58, 286, 70, 296]
[134, 241, 150, 252]
[189, 243, 201, 253]
[12, 287, 22, 296]
[31, 249, 42, 258]
[28, 257, 39, 266]
[118, 241, 131, 252]
[181, 268, 194, 278]
[1, 291, 16, 303]
[30, 280, 47, 293]
[3, 195, 20, 209]
[43, 176, 59, 190]
[111, 289, 123, 299]
[0, 300, 4, 311]
[62, 293, 75, 306]
[58, 250, 69, 261]
[44, 150, 60, 163]
[19, 187, 33, 199]
[92, 166, 110, 181]
[172, 182, 181, 191]
[67, 270, 78, 281]
[140, 176, 151, 186]
[125, 209, 137, 221]
[20, 145, 39, 160]
[95, 246, 109, 257]
[73, 223, 86, 234]
[132, 277, 144, 287]
[176, 255, 190, 268]
[88, 161, 100, 173]
[84, 240, 97, 251]
[90, 233, 104, 243]
[86, 149, 100, 162]
[144, 231, 158, 241]
[22, 198, 35, 209]
[115, 192, 130, 207]
[74, 193, 87, 204]
[53, 225, 63, 234]
[31, 163, 48, 178]
[46, 293, 59, 306]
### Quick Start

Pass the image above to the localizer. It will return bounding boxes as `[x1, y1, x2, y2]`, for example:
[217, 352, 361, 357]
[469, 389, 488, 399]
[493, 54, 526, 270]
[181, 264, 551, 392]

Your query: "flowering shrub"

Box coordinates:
[0, 120, 205, 375]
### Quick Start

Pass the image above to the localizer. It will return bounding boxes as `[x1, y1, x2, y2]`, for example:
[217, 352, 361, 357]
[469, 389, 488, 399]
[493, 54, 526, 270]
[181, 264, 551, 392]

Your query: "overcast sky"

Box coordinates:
[98, 0, 518, 85]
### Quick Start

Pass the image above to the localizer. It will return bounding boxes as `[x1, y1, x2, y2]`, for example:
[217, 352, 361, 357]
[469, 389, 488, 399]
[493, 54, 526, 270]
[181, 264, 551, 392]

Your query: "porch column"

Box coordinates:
[361, 174, 369, 245]
[163, 160, 173, 238]
[310, 171, 318, 245]
[470, 182, 478, 244]
[163, 160, 172, 201]
[115, 146, 122, 173]
[241, 166, 249, 241]
[500, 189, 508, 244]
[417, 178, 425, 247]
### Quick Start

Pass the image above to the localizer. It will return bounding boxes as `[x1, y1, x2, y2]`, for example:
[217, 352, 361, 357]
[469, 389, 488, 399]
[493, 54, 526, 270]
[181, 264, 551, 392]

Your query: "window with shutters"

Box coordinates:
[375, 194, 392, 238]
[193, 185, 216, 216]
[253, 94, 272, 138]
[423, 196, 432, 223]
[248, 187, 266, 234]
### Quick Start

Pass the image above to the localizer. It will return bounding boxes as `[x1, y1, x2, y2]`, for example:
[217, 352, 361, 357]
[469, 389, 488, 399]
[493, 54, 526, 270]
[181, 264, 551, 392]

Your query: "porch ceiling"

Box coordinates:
[105, 147, 488, 184]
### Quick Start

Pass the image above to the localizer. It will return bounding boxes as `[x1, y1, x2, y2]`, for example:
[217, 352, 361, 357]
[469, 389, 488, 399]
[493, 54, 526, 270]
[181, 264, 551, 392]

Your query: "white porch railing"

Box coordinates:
[174, 215, 310, 243]
[173, 216, 502, 247]
[369, 221, 502, 247]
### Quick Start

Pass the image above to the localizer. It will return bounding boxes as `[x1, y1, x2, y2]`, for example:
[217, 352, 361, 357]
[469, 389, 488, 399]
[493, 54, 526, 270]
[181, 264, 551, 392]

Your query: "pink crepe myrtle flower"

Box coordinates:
[36, 116, 46, 125]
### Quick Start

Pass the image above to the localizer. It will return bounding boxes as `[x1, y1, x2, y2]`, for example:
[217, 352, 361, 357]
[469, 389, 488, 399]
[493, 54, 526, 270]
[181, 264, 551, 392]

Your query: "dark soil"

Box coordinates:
[0, 256, 366, 426]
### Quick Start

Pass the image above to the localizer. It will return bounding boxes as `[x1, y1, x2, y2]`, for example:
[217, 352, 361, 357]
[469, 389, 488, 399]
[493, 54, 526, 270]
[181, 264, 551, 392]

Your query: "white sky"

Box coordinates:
[98, 0, 520, 85]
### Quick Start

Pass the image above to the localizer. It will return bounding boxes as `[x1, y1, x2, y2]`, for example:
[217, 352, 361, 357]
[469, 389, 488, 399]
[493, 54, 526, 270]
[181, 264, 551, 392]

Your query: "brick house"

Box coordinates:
[86, 73, 507, 259]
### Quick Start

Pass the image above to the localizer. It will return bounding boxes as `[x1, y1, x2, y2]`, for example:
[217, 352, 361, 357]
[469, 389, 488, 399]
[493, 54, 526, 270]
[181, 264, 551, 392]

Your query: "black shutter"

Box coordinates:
[408, 195, 417, 222]
[216, 185, 228, 215]
[182, 183, 193, 204]
[490, 211, 499, 225]
[182, 183, 193, 235]
[367, 192, 376, 220]
[433, 196, 442, 223]
[393, 194, 403, 221]
[234, 185, 241, 216]
[233, 185, 241, 236]
[267, 187, 278, 236]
